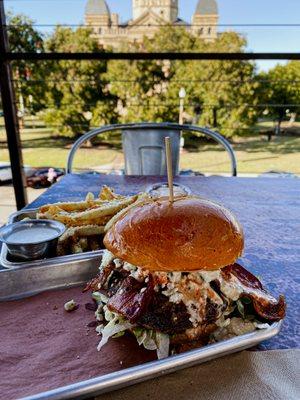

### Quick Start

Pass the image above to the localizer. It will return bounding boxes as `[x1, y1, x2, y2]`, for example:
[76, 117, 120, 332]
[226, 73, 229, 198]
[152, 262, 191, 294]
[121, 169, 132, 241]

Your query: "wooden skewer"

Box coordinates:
[165, 136, 174, 203]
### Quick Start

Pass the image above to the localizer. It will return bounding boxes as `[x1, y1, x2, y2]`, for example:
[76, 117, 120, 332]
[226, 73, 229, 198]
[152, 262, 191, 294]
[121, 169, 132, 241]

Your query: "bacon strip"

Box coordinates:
[223, 263, 263, 290]
[222, 263, 286, 321]
[83, 263, 115, 292]
[252, 295, 286, 321]
[107, 275, 154, 323]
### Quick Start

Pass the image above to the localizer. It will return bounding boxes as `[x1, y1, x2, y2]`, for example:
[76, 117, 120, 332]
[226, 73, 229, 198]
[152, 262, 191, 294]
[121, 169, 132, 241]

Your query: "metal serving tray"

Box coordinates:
[0, 208, 104, 269]
[0, 260, 282, 400]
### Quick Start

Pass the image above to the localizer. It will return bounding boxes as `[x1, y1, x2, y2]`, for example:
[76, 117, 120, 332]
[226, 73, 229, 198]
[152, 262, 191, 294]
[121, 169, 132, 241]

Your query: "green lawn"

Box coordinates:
[0, 125, 121, 171]
[181, 136, 300, 174]
[0, 119, 299, 175]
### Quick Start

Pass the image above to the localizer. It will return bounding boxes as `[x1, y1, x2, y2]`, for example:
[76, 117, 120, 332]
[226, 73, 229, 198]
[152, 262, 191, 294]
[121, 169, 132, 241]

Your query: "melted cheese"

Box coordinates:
[100, 250, 114, 269]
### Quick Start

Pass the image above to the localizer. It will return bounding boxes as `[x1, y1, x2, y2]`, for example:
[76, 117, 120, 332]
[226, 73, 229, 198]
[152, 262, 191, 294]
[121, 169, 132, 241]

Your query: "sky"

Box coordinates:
[4, 0, 300, 70]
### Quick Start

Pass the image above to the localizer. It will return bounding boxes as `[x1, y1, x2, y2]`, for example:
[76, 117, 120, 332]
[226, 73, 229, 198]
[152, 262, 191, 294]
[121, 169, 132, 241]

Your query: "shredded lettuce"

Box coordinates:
[104, 306, 115, 322]
[156, 332, 170, 359]
[236, 299, 245, 318]
[254, 321, 271, 329]
[112, 331, 125, 338]
[95, 304, 104, 322]
[133, 328, 157, 350]
[95, 324, 104, 334]
[95, 300, 170, 359]
[97, 314, 133, 351]
[92, 291, 108, 304]
[133, 328, 170, 359]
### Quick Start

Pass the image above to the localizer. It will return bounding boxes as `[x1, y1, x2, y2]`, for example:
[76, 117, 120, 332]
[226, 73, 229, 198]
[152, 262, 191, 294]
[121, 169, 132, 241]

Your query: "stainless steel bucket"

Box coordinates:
[122, 128, 181, 176]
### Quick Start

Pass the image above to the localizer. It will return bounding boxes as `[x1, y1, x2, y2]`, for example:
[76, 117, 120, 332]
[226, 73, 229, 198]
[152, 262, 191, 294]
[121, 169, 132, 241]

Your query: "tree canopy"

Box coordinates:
[7, 12, 46, 112]
[106, 27, 259, 137]
[6, 10, 299, 139]
[257, 61, 300, 132]
[43, 26, 118, 137]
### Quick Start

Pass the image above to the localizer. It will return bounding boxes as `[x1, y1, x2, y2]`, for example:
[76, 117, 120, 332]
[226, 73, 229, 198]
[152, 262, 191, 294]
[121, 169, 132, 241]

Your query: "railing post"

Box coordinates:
[0, 0, 28, 209]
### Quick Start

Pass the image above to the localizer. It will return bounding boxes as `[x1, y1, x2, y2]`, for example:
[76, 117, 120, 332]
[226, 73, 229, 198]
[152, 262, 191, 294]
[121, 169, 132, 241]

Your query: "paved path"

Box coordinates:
[0, 185, 45, 225]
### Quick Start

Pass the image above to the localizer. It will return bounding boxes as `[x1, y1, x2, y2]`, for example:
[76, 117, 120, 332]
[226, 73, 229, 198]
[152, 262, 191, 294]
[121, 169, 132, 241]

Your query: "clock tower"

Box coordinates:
[85, 0, 219, 48]
[132, 0, 178, 22]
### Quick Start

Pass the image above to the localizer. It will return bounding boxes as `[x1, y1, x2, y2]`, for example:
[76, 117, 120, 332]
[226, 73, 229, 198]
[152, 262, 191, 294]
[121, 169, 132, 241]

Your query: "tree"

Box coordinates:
[106, 27, 259, 137]
[106, 26, 200, 123]
[257, 62, 300, 134]
[6, 12, 46, 113]
[43, 27, 118, 137]
[183, 32, 259, 137]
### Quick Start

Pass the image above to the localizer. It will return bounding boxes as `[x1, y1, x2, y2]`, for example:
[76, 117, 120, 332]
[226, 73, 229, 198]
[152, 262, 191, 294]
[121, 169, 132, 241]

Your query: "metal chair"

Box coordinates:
[67, 123, 237, 176]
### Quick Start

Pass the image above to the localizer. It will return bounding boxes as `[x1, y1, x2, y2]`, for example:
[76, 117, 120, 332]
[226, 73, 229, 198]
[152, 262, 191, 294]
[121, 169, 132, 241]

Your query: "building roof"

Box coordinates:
[195, 0, 218, 15]
[174, 18, 189, 26]
[85, 0, 110, 15]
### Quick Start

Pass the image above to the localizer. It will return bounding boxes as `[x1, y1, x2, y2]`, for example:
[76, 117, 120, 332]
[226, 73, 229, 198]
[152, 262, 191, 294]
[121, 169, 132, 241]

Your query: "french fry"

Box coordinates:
[49, 196, 138, 227]
[39, 213, 109, 227]
[57, 224, 106, 255]
[39, 186, 124, 214]
[71, 225, 105, 237]
[99, 185, 125, 200]
[85, 192, 95, 202]
[78, 237, 89, 252]
[38, 186, 146, 256]
[56, 243, 68, 257]
[38, 199, 109, 215]
[71, 242, 84, 254]
[59, 225, 105, 244]
[104, 192, 150, 232]
[88, 237, 101, 251]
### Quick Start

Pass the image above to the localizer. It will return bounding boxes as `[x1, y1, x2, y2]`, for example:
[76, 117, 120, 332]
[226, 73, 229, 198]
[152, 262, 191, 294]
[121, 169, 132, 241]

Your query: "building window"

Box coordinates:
[208, 27, 211, 35]
[198, 28, 203, 35]
[99, 28, 102, 34]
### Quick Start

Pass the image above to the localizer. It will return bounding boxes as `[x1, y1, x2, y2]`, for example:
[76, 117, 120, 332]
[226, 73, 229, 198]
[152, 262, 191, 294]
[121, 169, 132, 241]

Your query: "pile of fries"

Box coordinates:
[37, 186, 147, 256]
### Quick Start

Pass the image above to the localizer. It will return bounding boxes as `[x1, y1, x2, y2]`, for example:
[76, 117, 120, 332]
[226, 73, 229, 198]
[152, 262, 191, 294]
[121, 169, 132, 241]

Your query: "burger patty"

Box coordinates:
[90, 255, 286, 340]
[101, 266, 211, 335]
[106, 268, 130, 296]
[138, 293, 193, 335]
[205, 298, 221, 324]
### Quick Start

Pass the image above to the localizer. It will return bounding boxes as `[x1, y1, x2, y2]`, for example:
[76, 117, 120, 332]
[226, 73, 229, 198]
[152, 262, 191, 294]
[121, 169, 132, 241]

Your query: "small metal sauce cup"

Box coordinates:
[0, 219, 66, 261]
[146, 182, 191, 198]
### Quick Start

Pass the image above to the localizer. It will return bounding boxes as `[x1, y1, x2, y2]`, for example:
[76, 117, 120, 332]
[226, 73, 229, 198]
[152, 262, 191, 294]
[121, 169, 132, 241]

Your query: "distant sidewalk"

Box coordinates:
[0, 185, 46, 225]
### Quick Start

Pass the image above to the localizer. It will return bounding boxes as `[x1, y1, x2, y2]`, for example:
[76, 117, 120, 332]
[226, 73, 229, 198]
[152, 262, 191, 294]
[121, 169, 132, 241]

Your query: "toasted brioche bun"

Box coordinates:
[104, 196, 244, 272]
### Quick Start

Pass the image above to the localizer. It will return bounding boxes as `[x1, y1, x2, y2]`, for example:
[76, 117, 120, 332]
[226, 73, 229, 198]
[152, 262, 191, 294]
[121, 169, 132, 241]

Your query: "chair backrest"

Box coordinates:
[66, 122, 237, 176]
[122, 127, 181, 175]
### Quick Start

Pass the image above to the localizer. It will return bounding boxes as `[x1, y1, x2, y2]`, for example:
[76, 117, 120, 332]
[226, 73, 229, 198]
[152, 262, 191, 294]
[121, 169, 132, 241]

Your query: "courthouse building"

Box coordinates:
[84, 0, 219, 47]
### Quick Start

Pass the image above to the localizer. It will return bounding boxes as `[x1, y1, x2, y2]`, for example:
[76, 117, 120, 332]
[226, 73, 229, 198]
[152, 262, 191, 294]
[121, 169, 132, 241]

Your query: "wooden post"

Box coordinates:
[165, 137, 174, 203]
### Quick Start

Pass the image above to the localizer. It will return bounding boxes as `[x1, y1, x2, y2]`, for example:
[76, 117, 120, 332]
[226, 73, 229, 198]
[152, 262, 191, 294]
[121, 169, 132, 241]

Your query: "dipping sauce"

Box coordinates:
[5, 226, 59, 244]
[149, 183, 190, 198]
[0, 219, 66, 262]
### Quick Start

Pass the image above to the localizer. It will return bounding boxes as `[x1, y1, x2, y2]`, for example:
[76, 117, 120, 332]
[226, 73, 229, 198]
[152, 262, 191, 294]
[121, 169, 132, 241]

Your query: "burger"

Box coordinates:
[85, 196, 286, 359]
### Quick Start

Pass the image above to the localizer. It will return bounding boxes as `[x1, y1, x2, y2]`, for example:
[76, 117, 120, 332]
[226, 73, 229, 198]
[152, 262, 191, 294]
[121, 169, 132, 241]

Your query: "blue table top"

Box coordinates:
[23, 174, 300, 350]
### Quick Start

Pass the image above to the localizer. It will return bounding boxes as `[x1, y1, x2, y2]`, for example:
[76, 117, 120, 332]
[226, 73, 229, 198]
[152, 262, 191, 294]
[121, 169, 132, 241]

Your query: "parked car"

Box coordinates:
[0, 163, 65, 188]
[27, 167, 65, 189]
[0, 162, 36, 184]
